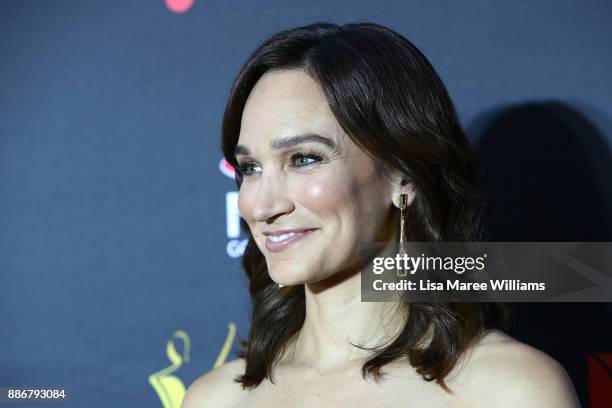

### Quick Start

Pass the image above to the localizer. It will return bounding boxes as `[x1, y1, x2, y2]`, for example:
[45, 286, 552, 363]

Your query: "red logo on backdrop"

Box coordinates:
[164, 0, 194, 13]
[219, 158, 236, 179]
[589, 353, 612, 407]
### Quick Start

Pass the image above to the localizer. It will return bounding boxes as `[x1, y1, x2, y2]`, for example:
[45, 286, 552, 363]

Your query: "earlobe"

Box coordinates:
[392, 182, 416, 208]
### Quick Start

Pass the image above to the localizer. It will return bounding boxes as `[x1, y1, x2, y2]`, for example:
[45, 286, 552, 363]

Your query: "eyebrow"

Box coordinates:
[234, 133, 336, 157]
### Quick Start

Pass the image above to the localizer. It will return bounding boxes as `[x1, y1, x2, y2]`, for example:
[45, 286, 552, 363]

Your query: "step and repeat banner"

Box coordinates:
[1, 1, 611, 407]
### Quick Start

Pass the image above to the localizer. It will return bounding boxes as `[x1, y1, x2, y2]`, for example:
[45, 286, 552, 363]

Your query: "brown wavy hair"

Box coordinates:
[221, 21, 508, 392]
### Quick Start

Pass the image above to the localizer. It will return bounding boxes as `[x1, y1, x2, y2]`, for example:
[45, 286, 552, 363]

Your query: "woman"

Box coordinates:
[183, 22, 580, 407]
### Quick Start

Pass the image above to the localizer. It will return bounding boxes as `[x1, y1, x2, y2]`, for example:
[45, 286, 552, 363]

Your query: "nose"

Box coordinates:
[250, 170, 295, 223]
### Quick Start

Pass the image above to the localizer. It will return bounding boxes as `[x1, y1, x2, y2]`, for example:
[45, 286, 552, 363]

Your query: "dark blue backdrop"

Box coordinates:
[1, 1, 610, 407]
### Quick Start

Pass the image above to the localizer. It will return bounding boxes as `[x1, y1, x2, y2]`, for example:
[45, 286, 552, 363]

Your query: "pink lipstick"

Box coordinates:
[264, 229, 318, 252]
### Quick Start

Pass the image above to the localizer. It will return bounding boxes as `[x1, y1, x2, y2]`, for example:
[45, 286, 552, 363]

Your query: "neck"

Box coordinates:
[281, 268, 405, 372]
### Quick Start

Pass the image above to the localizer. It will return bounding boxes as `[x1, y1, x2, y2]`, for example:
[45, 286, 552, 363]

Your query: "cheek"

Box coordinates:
[299, 167, 387, 237]
[295, 176, 352, 216]
[297, 177, 351, 212]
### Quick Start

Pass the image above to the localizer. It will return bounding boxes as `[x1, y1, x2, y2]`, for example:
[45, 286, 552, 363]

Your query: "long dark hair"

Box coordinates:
[221, 21, 508, 392]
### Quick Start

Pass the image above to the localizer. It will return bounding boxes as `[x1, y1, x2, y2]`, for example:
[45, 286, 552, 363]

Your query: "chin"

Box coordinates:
[269, 264, 315, 285]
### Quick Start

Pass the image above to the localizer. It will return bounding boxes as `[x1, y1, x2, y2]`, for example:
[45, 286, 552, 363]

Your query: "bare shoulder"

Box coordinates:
[457, 330, 581, 408]
[181, 358, 246, 408]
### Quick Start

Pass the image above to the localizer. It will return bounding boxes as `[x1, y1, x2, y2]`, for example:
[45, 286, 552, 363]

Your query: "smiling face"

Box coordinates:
[235, 69, 402, 286]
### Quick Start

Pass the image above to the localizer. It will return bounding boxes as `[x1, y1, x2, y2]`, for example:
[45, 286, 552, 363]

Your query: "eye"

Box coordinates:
[236, 162, 261, 176]
[290, 153, 323, 167]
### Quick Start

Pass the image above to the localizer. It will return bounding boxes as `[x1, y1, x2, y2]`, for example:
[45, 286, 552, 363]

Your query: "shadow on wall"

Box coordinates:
[469, 101, 612, 407]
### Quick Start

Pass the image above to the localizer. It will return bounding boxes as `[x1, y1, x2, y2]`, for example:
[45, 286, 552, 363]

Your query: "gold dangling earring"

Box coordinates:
[397, 193, 408, 277]
[399, 193, 407, 247]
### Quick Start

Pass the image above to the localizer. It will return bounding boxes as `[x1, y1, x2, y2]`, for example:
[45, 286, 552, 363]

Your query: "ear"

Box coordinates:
[391, 179, 416, 209]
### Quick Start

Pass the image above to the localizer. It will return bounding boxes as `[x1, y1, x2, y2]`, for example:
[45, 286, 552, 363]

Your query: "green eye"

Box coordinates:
[291, 153, 322, 167]
[237, 163, 260, 176]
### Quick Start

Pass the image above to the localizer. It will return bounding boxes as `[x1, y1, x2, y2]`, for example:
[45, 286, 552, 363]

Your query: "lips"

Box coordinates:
[263, 228, 318, 252]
